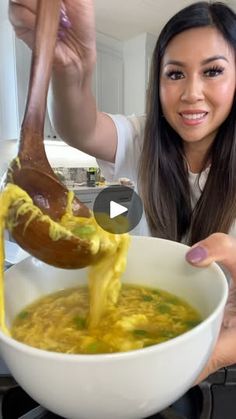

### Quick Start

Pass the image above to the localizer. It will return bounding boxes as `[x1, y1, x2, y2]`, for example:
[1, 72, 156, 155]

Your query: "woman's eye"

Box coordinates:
[204, 67, 224, 77]
[166, 70, 184, 80]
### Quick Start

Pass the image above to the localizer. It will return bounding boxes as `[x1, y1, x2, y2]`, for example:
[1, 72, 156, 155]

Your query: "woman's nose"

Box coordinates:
[180, 77, 204, 103]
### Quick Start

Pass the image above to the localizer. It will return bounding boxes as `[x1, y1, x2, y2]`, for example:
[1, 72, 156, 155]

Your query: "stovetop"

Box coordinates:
[0, 381, 198, 419]
[0, 369, 199, 419]
[0, 385, 189, 419]
[0, 367, 236, 419]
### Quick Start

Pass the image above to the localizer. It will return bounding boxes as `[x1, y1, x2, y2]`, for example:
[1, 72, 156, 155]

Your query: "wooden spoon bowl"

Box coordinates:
[9, 165, 90, 220]
[10, 210, 96, 269]
[6, 0, 97, 269]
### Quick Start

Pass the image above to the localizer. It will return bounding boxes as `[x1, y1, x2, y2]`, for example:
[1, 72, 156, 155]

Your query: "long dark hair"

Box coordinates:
[139, 1, 236, 244]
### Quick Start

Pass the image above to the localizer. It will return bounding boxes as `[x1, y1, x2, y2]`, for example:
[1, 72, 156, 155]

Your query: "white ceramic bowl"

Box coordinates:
[0, 236, 228, 419]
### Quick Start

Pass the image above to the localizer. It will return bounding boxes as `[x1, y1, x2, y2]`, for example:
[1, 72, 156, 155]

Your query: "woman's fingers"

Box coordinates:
[195, 327, 236, 383]
[9, 0, 36, 47]
[9, 0, 37, 25]
[185, 233, 236, 280]
[186, 233, 236, 382]
[9, 0, 37, 12]
[186, 233, 236, 327]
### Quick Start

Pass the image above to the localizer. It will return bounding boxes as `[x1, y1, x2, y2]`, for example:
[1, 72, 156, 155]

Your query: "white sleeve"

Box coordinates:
[97, 114, 145, 183]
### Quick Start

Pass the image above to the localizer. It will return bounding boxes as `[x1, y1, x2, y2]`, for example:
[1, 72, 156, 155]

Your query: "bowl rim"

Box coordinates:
[0, 240, 228, 362]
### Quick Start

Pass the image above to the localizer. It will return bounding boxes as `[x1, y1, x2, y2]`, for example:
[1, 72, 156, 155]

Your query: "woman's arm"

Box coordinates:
[49, 70, 118, 162]
[9, 0, 118, 162]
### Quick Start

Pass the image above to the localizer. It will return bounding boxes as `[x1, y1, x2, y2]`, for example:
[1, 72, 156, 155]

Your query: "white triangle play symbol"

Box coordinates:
[110, 201, 128, 219]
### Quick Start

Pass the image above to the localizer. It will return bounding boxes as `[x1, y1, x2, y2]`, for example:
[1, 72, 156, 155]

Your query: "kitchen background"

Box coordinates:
[1, 0, 236, 191]
[2, 3, 236, 418]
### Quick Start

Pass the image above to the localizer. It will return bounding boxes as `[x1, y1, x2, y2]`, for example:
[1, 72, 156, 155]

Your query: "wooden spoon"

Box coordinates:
[7, 0, 97, 269]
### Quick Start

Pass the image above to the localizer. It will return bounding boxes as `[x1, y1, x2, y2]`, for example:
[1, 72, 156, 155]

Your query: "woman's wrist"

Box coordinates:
[51, 60, 94, 90]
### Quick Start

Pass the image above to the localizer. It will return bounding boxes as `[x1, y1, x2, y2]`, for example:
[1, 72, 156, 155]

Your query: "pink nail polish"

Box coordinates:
[60, 9, 71, 29]
[60, 16, 71, 29]
[185, 246, 208, 263]
[58, 30, 66, 40]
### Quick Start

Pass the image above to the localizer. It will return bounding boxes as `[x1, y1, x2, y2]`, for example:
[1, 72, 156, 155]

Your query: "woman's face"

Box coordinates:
[160, 27, 236, 154]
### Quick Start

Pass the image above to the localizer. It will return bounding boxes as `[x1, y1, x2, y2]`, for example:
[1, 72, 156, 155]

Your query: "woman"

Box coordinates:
[9, 0, 236, 383]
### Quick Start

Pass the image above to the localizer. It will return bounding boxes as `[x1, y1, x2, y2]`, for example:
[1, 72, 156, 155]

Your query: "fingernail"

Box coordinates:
[57, 30, 66, 40]
[186, 246, 208, 263]
[60, 10, 71, 29]
[60, 16, 71, 29]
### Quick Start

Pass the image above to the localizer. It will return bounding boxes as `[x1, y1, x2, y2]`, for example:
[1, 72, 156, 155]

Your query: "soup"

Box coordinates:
[1, 182, 201, 354]
[11, 284, 201, 354]
[0, 182, 129, 333]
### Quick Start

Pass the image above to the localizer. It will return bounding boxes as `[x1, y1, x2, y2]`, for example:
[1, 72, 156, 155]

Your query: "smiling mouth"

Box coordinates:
[180, 112, 208, 121]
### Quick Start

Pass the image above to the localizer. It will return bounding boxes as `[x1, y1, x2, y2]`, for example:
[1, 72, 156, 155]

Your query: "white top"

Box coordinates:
[97, 114, 236, 239]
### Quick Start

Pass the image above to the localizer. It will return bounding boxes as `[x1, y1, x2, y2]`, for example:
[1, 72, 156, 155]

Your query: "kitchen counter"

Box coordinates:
[68, 181, 121, 191]
[73, 184, 108, 192]
[73, 183, 133, 210]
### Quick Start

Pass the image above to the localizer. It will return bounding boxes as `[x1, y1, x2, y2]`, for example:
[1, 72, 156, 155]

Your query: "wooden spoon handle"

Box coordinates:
[19, 0, 61, 168]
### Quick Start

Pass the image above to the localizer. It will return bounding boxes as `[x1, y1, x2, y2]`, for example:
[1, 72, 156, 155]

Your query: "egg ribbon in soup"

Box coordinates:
[11, 284, 202, 354]
[0, 183, 130, 334]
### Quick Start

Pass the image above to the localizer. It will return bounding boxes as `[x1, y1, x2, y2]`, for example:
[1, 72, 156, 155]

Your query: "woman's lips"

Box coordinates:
[179, 111, 208, 126]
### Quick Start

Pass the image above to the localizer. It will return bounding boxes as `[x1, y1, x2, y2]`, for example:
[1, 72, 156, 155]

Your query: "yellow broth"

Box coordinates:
[11, 284, 201, 354]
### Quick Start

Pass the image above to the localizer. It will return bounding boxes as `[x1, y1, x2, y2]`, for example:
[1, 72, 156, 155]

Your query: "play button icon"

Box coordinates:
[110, 201, 128, 219]
[93, 185, 143, 234]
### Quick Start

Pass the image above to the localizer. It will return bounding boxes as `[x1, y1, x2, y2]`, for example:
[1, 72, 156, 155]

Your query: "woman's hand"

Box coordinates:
[9, 0, 117, 161]
[8, 0, 96, 73]
[186, 233, 236, 383]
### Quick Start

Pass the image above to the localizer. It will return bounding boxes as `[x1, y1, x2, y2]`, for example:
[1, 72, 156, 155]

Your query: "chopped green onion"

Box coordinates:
[18, 310, 29, 320]
[86, 342, 99, 353]
[167, 296, 179, 305]
[133, 329, 148, 336]
[72, 225, 96, 238]
[141, 295, 153, 302]
[184, 320, 200, 328]
[157, 304, 171, 314]
[73, 316, 86, 329]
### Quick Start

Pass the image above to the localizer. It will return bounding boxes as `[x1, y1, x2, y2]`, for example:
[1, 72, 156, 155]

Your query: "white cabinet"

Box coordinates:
[0, 17, 19, 140]
[74, 187, 100, 210]
[123, 33, 156, 115]
[74, 185, 132, 211]
[14, 32, 124, 140]
[95, 33, 123, 114]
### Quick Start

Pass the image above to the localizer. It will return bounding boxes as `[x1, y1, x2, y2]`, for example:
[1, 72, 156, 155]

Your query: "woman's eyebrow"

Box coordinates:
[163, 55, 229, 68]
[163, 60, 185, 68]
[201, 55, 229, 65]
